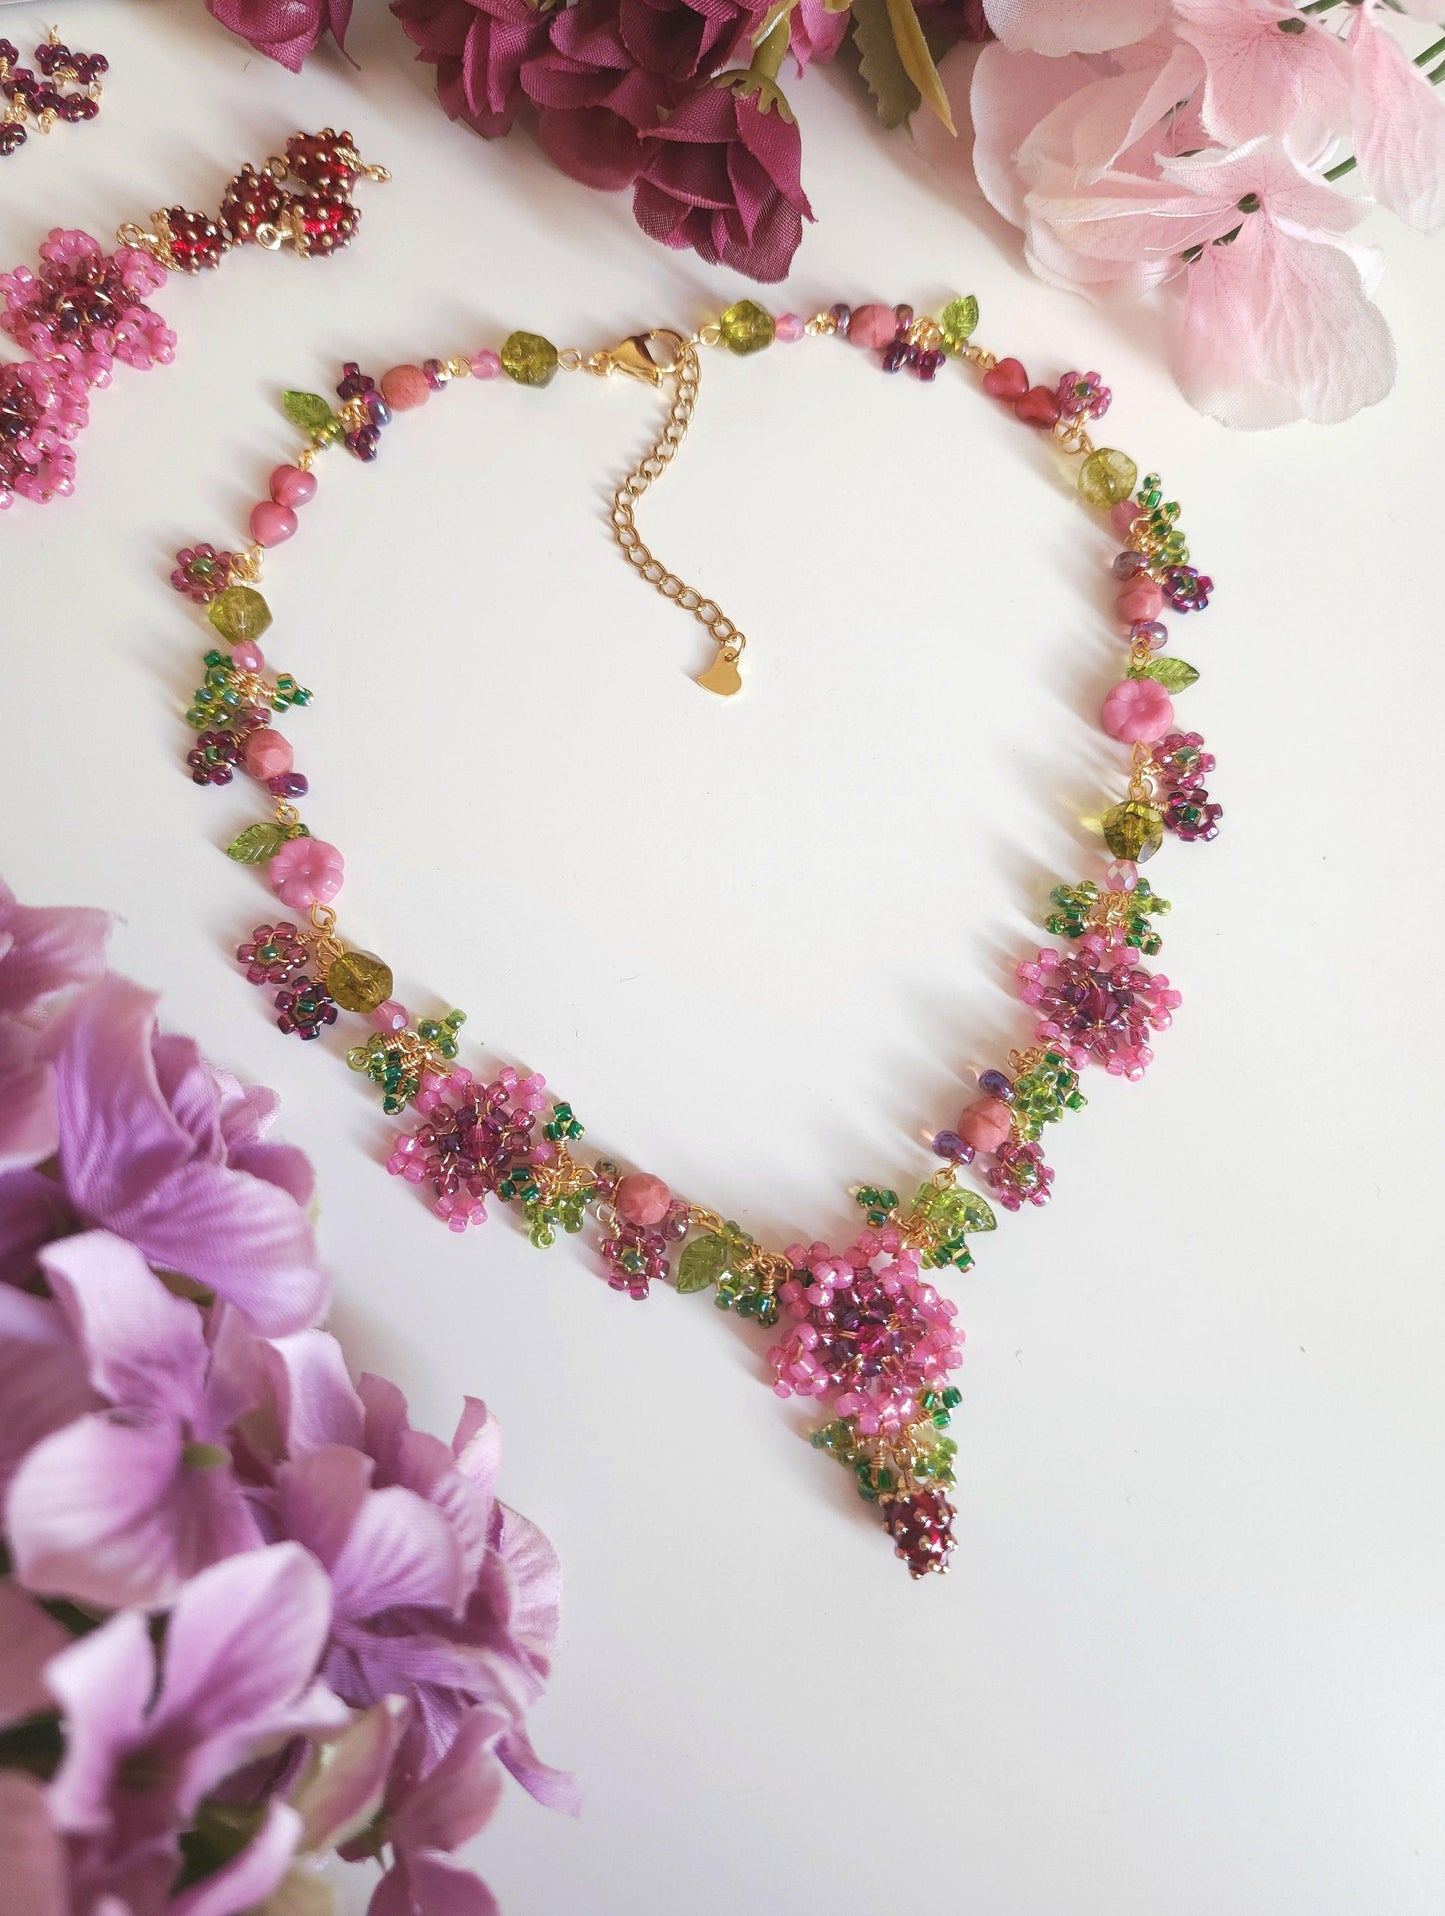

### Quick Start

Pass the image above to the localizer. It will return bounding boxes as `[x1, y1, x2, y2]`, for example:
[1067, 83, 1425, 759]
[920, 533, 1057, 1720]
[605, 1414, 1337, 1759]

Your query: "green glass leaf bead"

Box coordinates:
[1102, 799, 1165, 862]
[282, 390, 338, 434]
[208, 586, 272, 647]
[717, 299, 775, 355]
[501, 331, 559, 387]
[677, 1233, 731, 1294]
[326, 949, 395, 1015]
[1078, 448, 1139, 509]
[940, 294, 979, 350]
[1130, 655, 1200, 694]
[226, 822, 285, 865]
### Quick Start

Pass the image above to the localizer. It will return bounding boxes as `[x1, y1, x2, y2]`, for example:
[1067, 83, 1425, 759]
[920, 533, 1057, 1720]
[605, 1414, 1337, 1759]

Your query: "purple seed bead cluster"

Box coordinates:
[882, 304, 944, 382]
[337, 362, 389, 461]
[236, 921, 310, 986]
[274, 974, 338, 1039]
[187, 729, 241, 786]
[600, 1200, 690, 1300]
[1160, 563, 1213, 613]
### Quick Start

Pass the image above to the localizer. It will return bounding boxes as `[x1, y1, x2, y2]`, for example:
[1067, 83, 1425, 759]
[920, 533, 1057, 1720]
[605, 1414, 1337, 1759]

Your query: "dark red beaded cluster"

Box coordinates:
[134, 130, 376, 275]
[1, 32, 106, 152]
[337, 363, 389, 460]
[274, 975, 338, 1039]
[983, 1138, 1054, 1212]
[883, 1487, 957, 1579]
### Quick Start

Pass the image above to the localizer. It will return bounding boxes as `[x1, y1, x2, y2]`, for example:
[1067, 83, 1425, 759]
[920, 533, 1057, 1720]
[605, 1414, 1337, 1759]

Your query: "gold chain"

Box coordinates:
[608, 341, 747, 694]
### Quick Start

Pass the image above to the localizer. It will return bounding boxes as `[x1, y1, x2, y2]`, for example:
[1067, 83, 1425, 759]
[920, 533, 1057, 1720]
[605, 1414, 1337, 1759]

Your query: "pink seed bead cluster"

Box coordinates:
[1018, 933, 1181, 1081]
[769, 1234, 963, 1436]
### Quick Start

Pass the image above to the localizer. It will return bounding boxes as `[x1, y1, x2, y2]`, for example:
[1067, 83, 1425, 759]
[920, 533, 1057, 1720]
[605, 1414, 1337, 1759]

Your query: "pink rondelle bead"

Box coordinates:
[470, 350, 502, 378]
[956, 1099, 1013, 1155]
[380, 364, 430, 411]
[373, 999, 409, 1033]
[614, 1172, 671, 1228]
[269, 464, 316, 508]
[250, 500, 297, 548]
[241, 728, 293, 781]
[1101, 677, 1174, 744]
[1116, 577, 1164, 624]
[775, 312, 804, 342]
[849, 303, 898, 350]
[231, 641, 265, 673]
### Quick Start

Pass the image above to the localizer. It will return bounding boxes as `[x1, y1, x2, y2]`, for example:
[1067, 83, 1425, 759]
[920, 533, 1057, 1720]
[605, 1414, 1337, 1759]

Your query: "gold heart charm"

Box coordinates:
[696, 652, 742, 698]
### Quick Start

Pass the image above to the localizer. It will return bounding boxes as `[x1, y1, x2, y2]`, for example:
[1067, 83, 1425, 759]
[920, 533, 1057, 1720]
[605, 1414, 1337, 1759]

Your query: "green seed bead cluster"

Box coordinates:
[185, 650, 312, 731]
[1134, 472, 1189, 567]
[346, 1011, 466, 1115]
[854, 1185, 899, 1229]
[1009, 1050, 1086, 1142]
[1047, 876, 1170, 956]
[906, 1180, 998, 1273]
[811, 1396, 961, 1502]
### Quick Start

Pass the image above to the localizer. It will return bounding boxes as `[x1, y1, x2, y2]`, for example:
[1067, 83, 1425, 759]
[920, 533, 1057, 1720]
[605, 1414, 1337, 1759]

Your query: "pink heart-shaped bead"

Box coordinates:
[1015, 385, 1061, 428]
[982, 357, 1028, 402]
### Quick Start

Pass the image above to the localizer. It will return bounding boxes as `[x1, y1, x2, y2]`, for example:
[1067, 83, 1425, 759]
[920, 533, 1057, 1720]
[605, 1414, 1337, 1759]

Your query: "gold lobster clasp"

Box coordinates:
[608, 328, 687, 385]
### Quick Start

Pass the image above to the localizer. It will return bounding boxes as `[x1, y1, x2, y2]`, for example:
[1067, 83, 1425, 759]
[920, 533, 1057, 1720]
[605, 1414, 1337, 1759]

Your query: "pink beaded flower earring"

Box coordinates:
[0, 130, 388, 510]
[0, 26, 107, 156]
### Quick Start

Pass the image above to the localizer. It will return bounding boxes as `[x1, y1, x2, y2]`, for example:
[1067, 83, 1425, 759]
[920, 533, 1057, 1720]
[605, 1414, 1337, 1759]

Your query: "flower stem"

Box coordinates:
[750, 6, 793, 83]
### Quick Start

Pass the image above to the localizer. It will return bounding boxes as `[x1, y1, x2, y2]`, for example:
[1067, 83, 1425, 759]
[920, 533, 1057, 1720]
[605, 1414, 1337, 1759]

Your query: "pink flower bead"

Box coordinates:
[849, 303, 898, 350]
[1116, 577, 1164, 624]
[614, 1172, 671, 1228]
[268, 836, 344, 910]
[269, 464, 316, 508]
[775, 312, 805, 342]
[380, 364, 430, 410]
[250, 500, 297, 547]
[956, 1098, 1013, 1154]
[242, 728, 293, 781]
[470, 350, 501, 378]
[1101, 677, 1174, 744]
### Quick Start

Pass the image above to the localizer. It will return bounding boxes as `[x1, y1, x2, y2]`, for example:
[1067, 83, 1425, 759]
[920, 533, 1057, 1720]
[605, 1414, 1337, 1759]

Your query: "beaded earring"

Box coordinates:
[0, 130, 388, 510]
[0, 26, 107, 155]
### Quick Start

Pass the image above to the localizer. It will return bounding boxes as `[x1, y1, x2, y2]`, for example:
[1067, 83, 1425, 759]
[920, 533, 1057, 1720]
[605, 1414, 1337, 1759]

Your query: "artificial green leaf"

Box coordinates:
[940, 294, 980, 349]
[884, 0, 956, 133]
[676, 1233, 731, 1294]
[226, 822, 285, 865]
[282, 390, 337, 434]
[1129, 655, 1200, 693]
[852, 0, 920, 128]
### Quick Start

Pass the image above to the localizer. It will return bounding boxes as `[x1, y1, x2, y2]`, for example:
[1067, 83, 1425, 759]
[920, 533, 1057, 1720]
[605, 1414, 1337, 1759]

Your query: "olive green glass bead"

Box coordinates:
[501, 331, 559, 387]
[717, 299, 775, 355]
[1101, 799, 1165, 863]
[207, 585, 272, 647]
[1078, 448, 1139, 509]
[326, 949, 395, 1015]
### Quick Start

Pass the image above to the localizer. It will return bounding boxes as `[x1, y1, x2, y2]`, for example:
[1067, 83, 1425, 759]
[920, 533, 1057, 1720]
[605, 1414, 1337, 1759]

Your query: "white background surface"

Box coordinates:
[3, 4, 1445, 1912]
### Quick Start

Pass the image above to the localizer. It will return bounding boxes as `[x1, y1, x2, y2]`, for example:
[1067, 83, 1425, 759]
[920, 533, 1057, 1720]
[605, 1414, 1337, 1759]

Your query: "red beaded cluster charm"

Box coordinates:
[173, 290, 1224, 1580]
[0, 28, 106, 155]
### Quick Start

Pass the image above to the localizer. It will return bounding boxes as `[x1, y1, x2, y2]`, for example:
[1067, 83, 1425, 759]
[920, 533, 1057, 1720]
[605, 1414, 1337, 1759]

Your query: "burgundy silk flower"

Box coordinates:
[634, 74, 814, 281]
[0, 974, 328, 1337]
[393, 0, 553, 138]
[205, 0, 354, 72]
[524, 1, 679, 191]
[616, 0, 765, 83]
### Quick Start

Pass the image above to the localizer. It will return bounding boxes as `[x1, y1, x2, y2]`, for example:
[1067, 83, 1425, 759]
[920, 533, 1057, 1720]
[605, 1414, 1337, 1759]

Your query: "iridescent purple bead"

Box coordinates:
[931, 1130, 975, 1165]
[1130, 619, 1168, 650]
[1113, 551, 1147, 579]
[268, 771, 309, 798]
[829, 302, 852, 337]
[978, 1068, 1015, 1102]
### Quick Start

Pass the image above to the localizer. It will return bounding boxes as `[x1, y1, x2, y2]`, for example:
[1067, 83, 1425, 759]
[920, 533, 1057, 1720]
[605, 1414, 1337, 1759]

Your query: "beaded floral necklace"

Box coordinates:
[172, 294, 1220, 1580]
